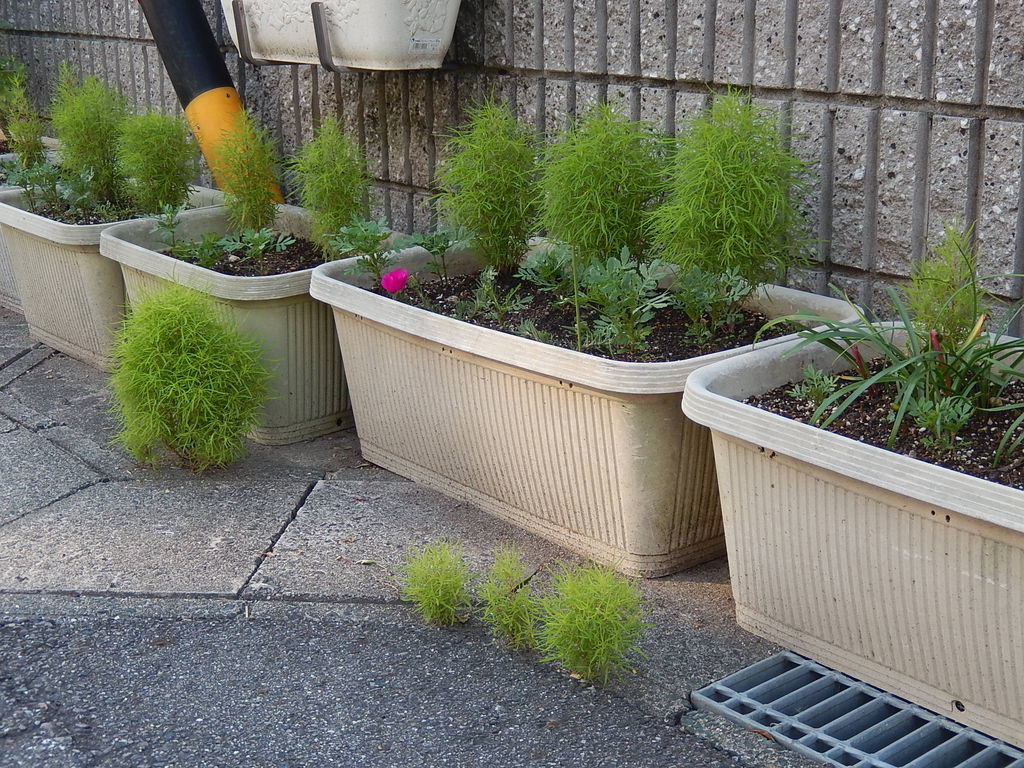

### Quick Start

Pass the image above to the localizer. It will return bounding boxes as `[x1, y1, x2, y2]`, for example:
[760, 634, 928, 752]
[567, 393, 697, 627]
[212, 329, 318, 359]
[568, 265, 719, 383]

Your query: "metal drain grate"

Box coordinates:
[693, 652, 1024, 768]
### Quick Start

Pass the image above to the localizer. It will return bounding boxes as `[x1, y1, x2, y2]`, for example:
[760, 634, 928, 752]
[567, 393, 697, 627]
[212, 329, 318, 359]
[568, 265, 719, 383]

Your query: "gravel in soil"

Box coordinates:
[749, 377, 1024, 490]
[390, 271, 789, 363]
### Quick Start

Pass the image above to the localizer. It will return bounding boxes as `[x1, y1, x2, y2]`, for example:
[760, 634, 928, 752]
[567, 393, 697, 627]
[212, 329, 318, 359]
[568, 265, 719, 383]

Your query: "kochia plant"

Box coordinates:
[216, 109, 279, 232]
[110, 284, 271, 472]
[400, 540, 473, 625]
[539, 101, 665, 260]
[117, 111, 198, 213]
[435, 99, 539, 275]
[290, 116, 369, 249]
[537, 563, 649, 684]
[650, 91, 812, 287]
[51, 64, 129, 206]
[478, 544, 538, 650]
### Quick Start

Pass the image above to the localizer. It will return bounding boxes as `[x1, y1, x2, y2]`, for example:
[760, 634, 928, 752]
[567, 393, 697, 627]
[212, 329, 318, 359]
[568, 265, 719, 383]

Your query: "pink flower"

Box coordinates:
[380, 268, 409, 294]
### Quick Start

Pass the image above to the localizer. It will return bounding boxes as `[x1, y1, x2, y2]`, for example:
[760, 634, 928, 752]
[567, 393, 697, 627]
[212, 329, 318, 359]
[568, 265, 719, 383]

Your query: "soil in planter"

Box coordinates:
[750, 377, 1024, 490]
[30, 203, 143, 225]
[164, 236, 325, 277]
[387, 271, 793, 363]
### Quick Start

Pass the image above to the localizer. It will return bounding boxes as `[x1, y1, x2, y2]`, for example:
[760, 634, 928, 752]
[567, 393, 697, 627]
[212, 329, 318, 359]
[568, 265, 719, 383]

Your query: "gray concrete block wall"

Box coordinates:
[4, 0, 1024, 327]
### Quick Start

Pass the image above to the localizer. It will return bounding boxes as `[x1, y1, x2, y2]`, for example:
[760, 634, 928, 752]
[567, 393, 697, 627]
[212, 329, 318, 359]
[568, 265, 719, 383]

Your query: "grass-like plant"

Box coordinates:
[763, 224, 1024, 460]
[117, 111, 198, 213]
[4, 72, 45, 168]
[400, 540, 473, 625]
[537, 563, 648, 684]
[539, 101, 665, 260]
[650, 91, 812, 287]
[478, 544, 538, 649]
[109, 283, 271, 472]
[904, 221, 981, 348]
[51, 63, 129, 206]
[290, 116, 369, 250]
[0, 55, 26, 139]
[435, 98, 539, 275]
[216, 109, 279, 232]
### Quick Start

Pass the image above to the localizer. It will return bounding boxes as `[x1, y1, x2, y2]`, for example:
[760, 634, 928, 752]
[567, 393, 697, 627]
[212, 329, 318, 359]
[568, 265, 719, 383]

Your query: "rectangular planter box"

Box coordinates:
[681, 337, 1024, 748]
[0, 186, 220, 370]
[100, 204, 351, 445]
[310, 254, 854, 576]
[0, 153, 19, 312]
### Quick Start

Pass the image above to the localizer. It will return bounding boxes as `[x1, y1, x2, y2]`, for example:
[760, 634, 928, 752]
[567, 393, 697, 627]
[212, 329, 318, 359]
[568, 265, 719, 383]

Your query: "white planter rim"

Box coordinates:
[100, 204, 319, 300]
[682, 335, 1024, 535]
[310, 258, 856, 395]
[0, 186, 219, 246]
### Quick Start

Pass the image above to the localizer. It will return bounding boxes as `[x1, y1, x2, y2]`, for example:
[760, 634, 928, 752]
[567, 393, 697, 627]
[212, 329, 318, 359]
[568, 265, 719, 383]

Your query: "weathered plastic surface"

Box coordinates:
[0, 187, 222, 369]
[309, 255, 855, 577]
[100, 204, 350, 445]
[681, 338, 1024, 746]
[0, 153, 19, 311]
[220, 0, 462, 70]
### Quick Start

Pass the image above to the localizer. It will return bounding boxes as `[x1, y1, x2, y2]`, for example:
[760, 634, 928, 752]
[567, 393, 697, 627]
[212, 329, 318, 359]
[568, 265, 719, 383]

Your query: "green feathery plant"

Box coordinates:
[400, 540, 473, 626]
[904, 221, 981, 348]
[435, 98, 539, 275]
[5, 71, 45, 168]
[0, 55, 26, 139]
[217, 109, 279, 232]
[478, 544, 538, 650]
[51, 63, 129, 206]
[117, 111, 198, 213]
[537, 563, 649, 684]
[290, 116, 369, 251]
[650, 90, 812, 288]
[762, 223, 1024, 461]
[109, 284, 271, 472]
[539, 101, 665, 260]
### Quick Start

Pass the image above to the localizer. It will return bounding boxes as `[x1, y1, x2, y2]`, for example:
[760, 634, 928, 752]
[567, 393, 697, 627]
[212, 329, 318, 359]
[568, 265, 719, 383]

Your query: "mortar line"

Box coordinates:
[861, 108, 882, 309]
[909, 110, 933, 265]
[1013, 126, 1024, 337]
[741, 0, 755, 86]
[817, 106, 836, 295]
[701, 0, 717, 82]
[236, 479, 322, 598]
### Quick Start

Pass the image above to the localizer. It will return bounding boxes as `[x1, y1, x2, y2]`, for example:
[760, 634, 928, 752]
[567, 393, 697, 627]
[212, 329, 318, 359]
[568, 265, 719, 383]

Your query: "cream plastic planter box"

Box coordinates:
[310, 253, 854, 576]
[222, 0, 462, 70]
[0, 186, 220, 369]
[100, 204, 350, 445]
[0, 152, 20, 312]
[0, 144, 63, 312]
[681, 337, 1024, 747]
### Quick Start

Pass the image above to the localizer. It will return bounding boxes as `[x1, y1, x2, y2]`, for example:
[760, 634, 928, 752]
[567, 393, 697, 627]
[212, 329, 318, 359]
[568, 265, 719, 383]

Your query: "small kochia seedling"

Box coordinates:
[478, 544, 537, 649]
[400, 540, 473, 625]
[537, 563, 649, 685]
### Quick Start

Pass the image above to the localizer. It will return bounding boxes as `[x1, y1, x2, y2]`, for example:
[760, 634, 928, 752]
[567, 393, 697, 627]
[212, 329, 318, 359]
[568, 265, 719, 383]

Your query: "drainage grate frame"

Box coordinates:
[692, 652, 1024, 768]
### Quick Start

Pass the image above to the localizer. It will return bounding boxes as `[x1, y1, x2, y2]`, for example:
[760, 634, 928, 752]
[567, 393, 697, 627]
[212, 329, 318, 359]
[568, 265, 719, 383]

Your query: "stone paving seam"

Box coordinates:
[0, 346, 54, 389]
[236, 478, 324, 598]
[0, 341, 45, 372]
[0, 478, 108, 530]
[39, 425, 134, 481]
[0, 391, 58, 430]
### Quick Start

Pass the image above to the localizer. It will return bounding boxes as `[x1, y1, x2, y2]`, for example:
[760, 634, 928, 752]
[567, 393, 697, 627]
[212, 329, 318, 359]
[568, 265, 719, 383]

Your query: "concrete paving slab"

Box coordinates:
[0, 480, 313, 597]
[0, 413, 14, 433]
[0, 428, 101, 525]
[0, 307, 30, 363]
[0, 346, 53, 388]
[3, 352, 382, 483]
[245, 479, 573, 602]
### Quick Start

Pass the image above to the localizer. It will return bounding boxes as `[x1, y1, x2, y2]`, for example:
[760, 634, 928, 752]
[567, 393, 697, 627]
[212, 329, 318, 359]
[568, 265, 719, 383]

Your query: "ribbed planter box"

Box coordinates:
[310, 254, 854, 576]
[681, 337, 1024, 747]
[221, 0, 462, 70]
[0, 187, 220, 369]
[100, 204, 350, 445]
[0, 153, 19, 312]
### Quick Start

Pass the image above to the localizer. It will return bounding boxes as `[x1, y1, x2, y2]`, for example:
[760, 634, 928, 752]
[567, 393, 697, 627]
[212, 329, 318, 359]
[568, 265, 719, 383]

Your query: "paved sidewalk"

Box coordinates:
[0, 306, 817, 768]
